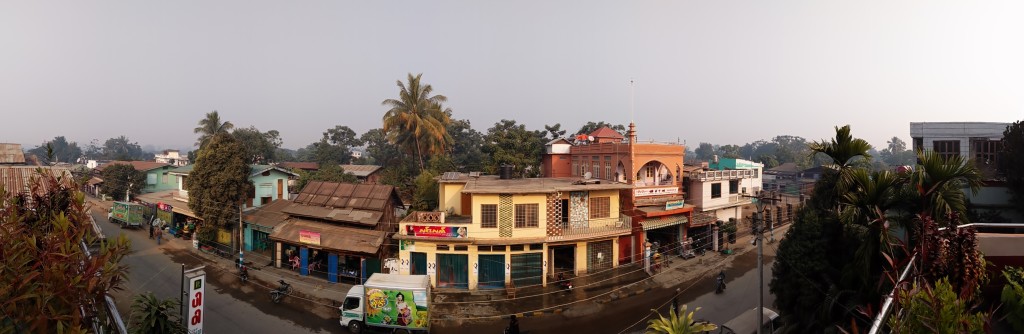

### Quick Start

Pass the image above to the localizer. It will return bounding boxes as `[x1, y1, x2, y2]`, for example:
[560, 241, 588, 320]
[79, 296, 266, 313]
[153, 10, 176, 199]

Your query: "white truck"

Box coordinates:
[340, 273, 431, 334]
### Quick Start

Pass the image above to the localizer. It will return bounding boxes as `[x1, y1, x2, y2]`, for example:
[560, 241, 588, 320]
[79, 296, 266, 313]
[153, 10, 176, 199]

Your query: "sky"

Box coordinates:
[2, 1, 1022, 152]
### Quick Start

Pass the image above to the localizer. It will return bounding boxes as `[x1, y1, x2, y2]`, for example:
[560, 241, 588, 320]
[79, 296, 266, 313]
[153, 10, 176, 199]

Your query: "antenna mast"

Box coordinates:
[630, 78, 635, 123]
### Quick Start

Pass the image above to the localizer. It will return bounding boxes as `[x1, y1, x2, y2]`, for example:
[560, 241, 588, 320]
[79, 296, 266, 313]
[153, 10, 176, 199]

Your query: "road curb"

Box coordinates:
[514, 307, 566, 318]
[598, 285, 653, 304]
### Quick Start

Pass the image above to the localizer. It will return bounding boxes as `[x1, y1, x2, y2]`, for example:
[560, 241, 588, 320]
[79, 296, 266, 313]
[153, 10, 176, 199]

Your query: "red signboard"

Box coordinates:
[407, 225, 467, 238]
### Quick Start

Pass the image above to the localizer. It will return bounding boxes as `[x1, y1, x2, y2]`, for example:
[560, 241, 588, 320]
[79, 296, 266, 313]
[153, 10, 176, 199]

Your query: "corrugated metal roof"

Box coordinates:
[0, 166, 73, 197]
[135, 190, 197, 219]
[0, 143, 26, 164]
[250, 164, 299, 177]
[286, 181, 399, 225]
[338, 164, 382, 177]
[95, 161, 170, 172]
[277, 162, 319, 171]
[243, 199, 292, 228]
[268, 218, 386, 255]
[168, 165, 194, 175]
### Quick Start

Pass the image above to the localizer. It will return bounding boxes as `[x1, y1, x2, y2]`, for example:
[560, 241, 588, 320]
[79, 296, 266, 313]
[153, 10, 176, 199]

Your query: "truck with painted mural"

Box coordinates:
[340, 273, 431, 334]
[110, 201, 146, 229]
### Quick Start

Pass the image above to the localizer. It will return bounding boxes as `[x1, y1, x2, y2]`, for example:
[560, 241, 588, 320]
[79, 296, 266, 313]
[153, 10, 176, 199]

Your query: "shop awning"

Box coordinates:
[268, 218, 387, 256]
[642, 216, 688, 231]
[136, 190, 198, 219]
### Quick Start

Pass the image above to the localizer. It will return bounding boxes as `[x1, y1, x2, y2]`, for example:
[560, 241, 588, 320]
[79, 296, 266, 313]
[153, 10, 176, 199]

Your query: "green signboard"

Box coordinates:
[364, 288, 428, 329]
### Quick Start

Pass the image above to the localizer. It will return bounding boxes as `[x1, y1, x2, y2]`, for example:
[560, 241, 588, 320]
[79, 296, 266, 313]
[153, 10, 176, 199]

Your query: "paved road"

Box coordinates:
[92, 205, 343, 334]
[432, 245, 778, 334]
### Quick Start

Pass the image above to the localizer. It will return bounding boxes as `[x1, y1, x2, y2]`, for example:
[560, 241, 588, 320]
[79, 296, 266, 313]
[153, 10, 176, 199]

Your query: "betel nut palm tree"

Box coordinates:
[382, 73, 453, 170]
[194, 110, 235, 149]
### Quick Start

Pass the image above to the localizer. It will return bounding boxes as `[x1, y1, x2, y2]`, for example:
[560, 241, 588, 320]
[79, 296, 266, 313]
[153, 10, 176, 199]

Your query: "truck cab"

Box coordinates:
[339, 285, 365, 333]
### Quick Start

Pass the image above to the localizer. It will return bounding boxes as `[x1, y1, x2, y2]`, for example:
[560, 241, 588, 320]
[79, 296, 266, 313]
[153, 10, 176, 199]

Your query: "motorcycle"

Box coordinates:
[270, 280, 292, 303]
[239, 264, 249, 283]
[715, 272, 726, 294]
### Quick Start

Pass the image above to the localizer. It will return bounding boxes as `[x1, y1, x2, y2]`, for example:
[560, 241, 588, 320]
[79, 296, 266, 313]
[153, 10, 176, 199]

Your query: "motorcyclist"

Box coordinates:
[505, 315, 520, 334]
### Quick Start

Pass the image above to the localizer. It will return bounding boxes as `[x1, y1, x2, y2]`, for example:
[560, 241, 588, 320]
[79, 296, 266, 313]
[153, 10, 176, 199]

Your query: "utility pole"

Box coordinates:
[125, 183, 131, 202]
[238, 204, 244, 268]
[749, 191, 777, 334]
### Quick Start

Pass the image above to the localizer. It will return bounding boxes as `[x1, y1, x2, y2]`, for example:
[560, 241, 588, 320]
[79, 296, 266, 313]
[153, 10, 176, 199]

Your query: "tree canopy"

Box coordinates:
[194, 110, 234, 149]
[1000, 120, 1024, 214]
[481, 119, 546, 178]
[186, 133, 252, 243]
[382, 73, 453, 170]
[27, 136, 82, 164]
[576, 121, 625, 137]
[0, 169, 131, 332]
[232, 126, 282, 164]
[101, 163, 147, 201]
[102, 136, 151, 161]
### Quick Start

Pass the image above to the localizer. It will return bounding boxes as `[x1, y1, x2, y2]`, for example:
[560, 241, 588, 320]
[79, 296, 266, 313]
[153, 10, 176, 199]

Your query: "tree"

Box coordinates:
[411, 170, 439, 211]
[448, 118, 485, 172]
[879, 136, 915, 167]
[311, 125, 363, 166]
[193, 110, 234, 149]
[645, 305, 717, 334]
[27, 136, 82, 164]
[293, 164, 357, 191]
[694, 143, 716, 161]
[0, 169, 131, 332]
[770, 207, 837, 333]
[130, 292, 185, 334]
[544, 123, 567, 140]
[1000, 120, 1024, 215]
[719, 144, 742, 159]
[360, 128, 406, 167]
[83, 138, 103, 159]
[186, 133, 252, 244]
[232, 126, 281, 164]
[382, 73, 453, 170]
[576, 121, 625, 136]
[481, 119, 546, 178]
[101, 163, 147, 201]
[103, 135, 150, 161]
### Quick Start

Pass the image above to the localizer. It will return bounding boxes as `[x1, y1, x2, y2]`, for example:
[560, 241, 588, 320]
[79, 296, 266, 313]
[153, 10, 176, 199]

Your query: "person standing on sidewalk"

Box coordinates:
[155, 227, 163, 245]
[149, 219, 155, 239]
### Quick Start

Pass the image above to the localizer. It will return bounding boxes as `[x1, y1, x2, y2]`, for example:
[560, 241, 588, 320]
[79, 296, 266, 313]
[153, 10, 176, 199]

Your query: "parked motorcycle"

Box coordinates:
[715, 271, 726, 294]
[270, 280, 292, 303]
[557, 273, 573, 292]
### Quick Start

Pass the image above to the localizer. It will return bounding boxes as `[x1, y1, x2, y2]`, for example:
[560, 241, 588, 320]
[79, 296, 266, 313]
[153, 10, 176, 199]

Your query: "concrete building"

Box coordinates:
[543, 124, 693, 265]
[154, 149, 189, 166]
[396, 173, 632, 289]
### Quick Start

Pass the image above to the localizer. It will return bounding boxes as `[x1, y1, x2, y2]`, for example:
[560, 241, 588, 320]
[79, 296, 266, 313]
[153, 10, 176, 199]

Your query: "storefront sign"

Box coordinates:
[665, 200, 685, 210]
[216, 229, 232, 245]
[407, 225, 468, 238]
[299, 230, 321, 245]
[634, 186, 679, 197]
[185, 269, 206, 334]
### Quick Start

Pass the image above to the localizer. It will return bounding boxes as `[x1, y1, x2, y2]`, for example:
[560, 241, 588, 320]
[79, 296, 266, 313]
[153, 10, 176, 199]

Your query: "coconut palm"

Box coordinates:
[130, 292, 185, 334]
[908, 150, 984, 221]
[382, 73, 452, 170]
[646, 305, 718, 334]
[194, 110, 234, 149]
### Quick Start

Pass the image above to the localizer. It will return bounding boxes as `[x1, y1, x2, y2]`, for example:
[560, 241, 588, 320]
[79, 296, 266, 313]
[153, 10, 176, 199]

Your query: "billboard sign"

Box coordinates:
[185, 269, 206, 334]
[364, 288, 429, 329]
[664, 200, 685, 210]
[299, 230, 321, 245]
[406, 225, 468, 238]
[634, 186, 679, 197]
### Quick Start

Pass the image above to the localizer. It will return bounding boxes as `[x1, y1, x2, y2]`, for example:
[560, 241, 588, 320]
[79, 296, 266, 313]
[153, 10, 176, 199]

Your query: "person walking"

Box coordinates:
[148, 220, 155, 239]
[505, 315, 520, 334]
[155, 227, 163, 245]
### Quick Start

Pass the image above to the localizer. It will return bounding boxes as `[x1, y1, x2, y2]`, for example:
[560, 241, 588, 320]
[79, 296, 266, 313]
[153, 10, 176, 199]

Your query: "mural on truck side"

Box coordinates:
[365, 288, 429, 329]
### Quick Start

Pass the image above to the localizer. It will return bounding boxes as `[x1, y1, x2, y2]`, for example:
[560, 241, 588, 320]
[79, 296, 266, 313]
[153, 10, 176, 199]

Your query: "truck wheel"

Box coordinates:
[347, 321, 362, 334]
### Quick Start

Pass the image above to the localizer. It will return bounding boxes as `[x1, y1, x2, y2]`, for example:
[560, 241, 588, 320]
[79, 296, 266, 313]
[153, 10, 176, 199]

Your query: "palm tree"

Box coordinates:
[130, 292, 185, 334]
[382, 73, 452, 170]
[646, 305, 717, 334]
[909, 150, 984, 221]
[194, 110, 234, 149]
[808, 125, 873, 213]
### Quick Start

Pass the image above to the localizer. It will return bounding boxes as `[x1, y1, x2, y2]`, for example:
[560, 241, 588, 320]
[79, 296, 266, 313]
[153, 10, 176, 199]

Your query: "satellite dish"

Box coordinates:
[588, 136, 595, 142]
[584, 172, 592, 179]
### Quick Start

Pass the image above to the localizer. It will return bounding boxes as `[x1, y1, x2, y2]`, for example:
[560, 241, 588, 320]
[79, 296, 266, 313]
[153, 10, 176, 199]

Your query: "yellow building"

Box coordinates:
[395, 173, 632, 290]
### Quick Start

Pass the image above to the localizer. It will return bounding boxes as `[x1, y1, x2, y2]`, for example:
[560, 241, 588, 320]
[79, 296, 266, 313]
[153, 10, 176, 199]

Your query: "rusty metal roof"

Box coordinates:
[338, 164, 382, 177]
[242, 199, 292, 228]
[286, 181, 400, 226]
[268, 218, 386, 255]
[0, 166, 73, 197]
[0, 143, 26, 164]
[276, 161, 319, 171]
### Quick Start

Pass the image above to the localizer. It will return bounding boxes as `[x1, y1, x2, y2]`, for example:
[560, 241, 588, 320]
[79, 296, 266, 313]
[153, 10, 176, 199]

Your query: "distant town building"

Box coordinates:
[154, 149, 190, 166]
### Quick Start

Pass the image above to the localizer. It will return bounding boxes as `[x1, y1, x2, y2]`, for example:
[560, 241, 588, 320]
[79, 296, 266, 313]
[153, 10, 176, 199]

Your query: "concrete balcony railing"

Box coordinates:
[694, 169, 757, 182]
[548, 216, 631, 241]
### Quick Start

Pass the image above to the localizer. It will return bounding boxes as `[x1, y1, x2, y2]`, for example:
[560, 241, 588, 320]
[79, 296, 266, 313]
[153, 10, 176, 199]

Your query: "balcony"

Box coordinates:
[694, 169, 757, 182]
[547, 216, 632, 241]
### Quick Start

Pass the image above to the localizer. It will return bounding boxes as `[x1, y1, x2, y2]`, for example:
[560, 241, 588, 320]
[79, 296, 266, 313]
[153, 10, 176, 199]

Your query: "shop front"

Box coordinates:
[269, 218, 387, 284]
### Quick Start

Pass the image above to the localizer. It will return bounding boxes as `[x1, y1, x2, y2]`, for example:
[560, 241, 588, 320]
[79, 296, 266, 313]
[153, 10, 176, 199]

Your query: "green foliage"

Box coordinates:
[879, 136, 915, 167]
[186, 134, 252, 243]
[232, 126, 282, 164]
[101, 163, 147, 201]
[130, 292, 185, 334]
[770, 207, 837, 333]
[193, 110, 234, 149]
[381, 73, 453, 170]
[294, 164, 358, 191]
[410, 170, 439, 211]
[448, 118, 484, 172]
[27, 136, 82, 164]
[1001, 266, 1024, 332]
[0, 169, 131, 333]
[360, 128, 405, 167]
[481, 119, 546, 178]
[888, 278, 989, 334]
[998, 120, 1024, 215]
[645, 305, 717, 334]
[102, 135, 151, 161]
[575, 121, 625, 136]
[544, 123, 567, 140]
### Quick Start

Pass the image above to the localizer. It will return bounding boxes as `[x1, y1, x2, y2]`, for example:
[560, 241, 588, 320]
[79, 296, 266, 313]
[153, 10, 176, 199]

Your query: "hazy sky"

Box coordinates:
[2, 1, 1022, 152]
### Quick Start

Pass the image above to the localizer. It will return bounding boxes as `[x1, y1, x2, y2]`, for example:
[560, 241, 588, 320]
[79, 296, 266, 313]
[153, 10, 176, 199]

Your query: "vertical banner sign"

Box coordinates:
[185, 269, 206, 334]
[427, 262, 436, 277]
[472, 262, 478, 275]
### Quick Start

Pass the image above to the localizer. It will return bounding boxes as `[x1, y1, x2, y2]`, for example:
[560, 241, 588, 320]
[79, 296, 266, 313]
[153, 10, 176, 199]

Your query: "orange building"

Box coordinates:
[544, 124, 694, 265]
